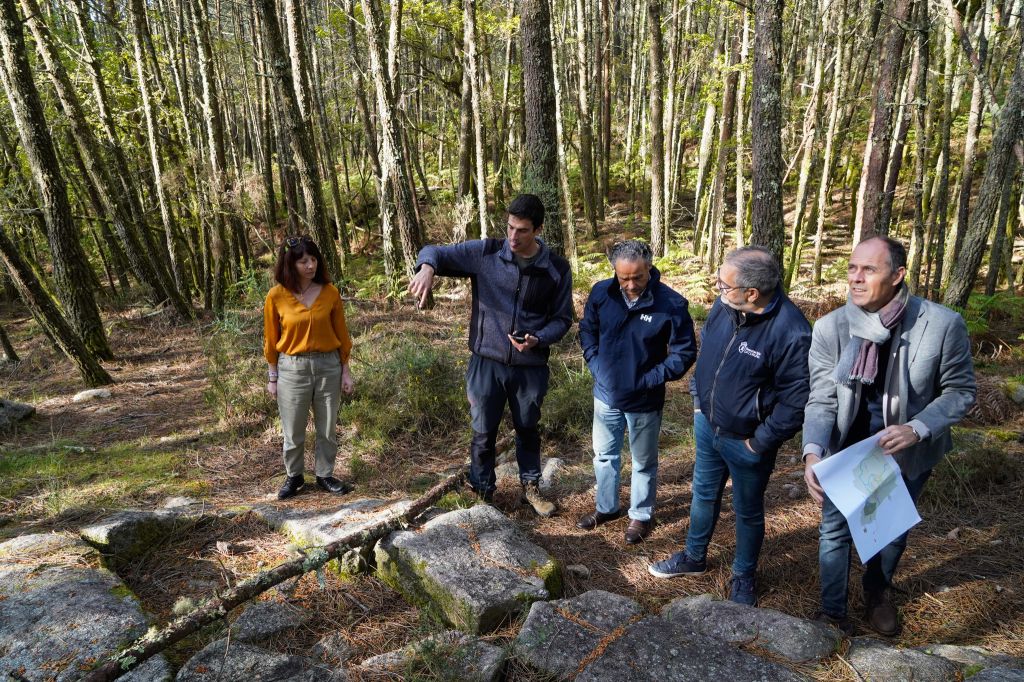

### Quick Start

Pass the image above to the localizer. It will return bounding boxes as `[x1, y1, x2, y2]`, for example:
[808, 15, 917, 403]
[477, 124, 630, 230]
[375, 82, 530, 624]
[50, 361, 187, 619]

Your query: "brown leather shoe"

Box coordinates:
[576, 510, 623, 530]
[624, 518, 654, 544]
[864, 590, 899, 636]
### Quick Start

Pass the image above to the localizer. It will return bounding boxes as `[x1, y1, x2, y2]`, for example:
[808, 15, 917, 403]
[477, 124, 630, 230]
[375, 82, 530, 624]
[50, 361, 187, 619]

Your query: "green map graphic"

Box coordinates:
[853, 447, 899, 524]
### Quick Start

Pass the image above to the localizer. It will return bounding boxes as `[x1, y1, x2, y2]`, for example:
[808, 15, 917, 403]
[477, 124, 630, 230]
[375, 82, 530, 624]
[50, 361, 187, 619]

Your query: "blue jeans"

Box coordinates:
[465, 354, 549, 494]
[592, 398, 663, 521]
[819, 468, 932, 618]
[685, 411, 778, 577]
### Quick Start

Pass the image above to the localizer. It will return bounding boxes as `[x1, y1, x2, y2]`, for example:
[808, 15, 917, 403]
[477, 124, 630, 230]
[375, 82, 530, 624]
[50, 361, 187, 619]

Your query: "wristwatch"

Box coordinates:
[908, 423, 924, 442]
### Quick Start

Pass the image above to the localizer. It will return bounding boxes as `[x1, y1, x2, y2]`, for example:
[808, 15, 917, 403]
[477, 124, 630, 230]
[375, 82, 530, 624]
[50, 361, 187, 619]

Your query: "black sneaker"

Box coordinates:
[813, 610, 855, 637]
[277, 475, 305, 500]
[316, 476, 354, 494]
[648, 551, 707, 578]
[729, 574, 758, 606]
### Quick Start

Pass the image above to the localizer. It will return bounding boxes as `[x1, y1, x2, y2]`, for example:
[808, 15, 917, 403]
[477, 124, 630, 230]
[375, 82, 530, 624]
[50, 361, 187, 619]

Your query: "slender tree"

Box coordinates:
[750, 0, 785, 264]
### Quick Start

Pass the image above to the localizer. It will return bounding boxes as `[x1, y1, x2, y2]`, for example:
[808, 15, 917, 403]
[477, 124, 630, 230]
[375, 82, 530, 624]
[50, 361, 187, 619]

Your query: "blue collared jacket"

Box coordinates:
[579, 268, 697, 412]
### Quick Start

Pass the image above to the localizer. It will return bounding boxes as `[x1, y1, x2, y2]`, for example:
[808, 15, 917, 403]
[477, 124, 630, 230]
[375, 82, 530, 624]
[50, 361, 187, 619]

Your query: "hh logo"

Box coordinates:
[640, 314, 653, 323]
[737, 341, 762, 359]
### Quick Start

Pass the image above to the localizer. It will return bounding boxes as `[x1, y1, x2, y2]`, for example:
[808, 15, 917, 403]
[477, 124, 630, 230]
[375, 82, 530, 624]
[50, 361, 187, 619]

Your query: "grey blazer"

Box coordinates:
[802, 295, 976, 479]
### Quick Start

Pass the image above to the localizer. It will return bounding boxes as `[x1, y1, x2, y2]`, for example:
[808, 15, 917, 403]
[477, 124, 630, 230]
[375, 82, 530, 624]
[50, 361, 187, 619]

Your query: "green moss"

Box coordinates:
[988, 429, 1020, 442]
[534, 559, 563, 598]
[109, 583, 136, 600]
[434, 491, 476, 511]
[963, 664, 985, 677]
[0, 441, 205, 516]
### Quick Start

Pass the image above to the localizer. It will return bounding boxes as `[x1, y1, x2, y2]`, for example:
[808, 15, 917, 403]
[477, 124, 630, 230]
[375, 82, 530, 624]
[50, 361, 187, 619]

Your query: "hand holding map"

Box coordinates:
[811, 434, 922, 563]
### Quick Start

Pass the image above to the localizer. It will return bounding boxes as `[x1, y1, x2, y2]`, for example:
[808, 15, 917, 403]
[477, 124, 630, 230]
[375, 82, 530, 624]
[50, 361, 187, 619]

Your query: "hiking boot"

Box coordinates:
[277, 475, 305, 500]
[520, 481, 556, 517]
[813, 611, 855, 637]
[576, 510, 623, 530]
[624, 518, 654, 544]
[316, 476, 354, 494]
[865, 589, 899, 636]
[648, 551, 707, 578]
[729, 574, 758, 606]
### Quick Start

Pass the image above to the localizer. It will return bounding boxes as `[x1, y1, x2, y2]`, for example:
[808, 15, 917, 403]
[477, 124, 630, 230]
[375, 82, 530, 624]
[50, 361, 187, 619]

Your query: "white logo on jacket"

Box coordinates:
[640, 314, 653, 323]
[737, 341, 762, 359]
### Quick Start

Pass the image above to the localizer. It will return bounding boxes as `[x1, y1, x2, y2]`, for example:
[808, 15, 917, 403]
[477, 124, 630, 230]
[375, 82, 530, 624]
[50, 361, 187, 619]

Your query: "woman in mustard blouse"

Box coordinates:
[263, 236, 354, 500]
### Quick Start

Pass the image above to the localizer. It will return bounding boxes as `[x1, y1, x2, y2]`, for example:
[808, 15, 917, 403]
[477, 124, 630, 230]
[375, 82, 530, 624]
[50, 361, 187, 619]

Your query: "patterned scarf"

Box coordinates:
[833, 284, 909, 386]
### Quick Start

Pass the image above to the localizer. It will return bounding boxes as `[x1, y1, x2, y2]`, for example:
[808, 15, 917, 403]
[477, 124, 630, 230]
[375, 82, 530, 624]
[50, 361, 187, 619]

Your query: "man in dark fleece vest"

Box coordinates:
[649, 246, 811, 607]
[408, 194, 573, 516]
[577, 240, 697, 544]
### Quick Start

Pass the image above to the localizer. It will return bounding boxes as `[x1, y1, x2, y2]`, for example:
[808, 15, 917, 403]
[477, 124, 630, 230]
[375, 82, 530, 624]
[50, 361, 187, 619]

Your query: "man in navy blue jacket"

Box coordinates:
[649, 246, 811, 605]
[408, 194, 573, 516]
[577, 240, 697, 543]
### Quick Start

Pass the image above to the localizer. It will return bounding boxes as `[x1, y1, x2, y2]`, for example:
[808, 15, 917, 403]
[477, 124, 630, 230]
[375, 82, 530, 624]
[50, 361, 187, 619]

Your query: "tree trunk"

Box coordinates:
[0, 0, 112, 360]
[928, 27, 956, 299]
[647, 0, 666, 255]
[520, 0, 570, 259]
[750, 0, 785, 264]
[573, 0, 598, 236]
[0, 224, 112, 386]
[984, 167, 1018, 295]
[361, 0, 421, 276]
[0, 319, 17, 363]
[907, 0, 929, 291]
[128, 0, 191, 306]
[943, 37, 1024, 309]
[465, 0, 491, 236]
[854, 0, 912, 240]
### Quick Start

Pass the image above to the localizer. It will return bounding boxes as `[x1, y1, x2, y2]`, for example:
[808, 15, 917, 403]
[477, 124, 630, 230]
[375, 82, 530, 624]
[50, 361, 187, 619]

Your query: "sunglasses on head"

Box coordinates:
[285, 235, 313, 249]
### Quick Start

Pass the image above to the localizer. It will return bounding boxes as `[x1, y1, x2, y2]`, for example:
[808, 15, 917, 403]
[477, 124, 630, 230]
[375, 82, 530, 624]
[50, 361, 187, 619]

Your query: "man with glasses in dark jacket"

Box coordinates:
[649, 246, 811, 606]
[577, 240, 697, 544]
[408, 194, 573, 516]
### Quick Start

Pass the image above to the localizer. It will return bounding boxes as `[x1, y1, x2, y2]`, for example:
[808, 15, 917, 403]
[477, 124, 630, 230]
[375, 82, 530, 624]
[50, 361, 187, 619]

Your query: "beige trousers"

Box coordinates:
[277, 351, 342, 478]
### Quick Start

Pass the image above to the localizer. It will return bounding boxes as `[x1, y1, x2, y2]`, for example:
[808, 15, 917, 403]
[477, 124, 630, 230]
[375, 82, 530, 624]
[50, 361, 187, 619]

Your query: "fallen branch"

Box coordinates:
[81, 472, 464, 681]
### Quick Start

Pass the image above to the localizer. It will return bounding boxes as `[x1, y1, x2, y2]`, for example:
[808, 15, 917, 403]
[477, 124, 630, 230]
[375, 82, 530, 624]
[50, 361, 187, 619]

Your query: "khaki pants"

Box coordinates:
[277, 351, 342, 478]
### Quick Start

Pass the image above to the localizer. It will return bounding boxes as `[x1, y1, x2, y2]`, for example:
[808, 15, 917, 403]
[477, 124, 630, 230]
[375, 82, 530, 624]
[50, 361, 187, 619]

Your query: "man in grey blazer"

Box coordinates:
[803, 236, 975, 636]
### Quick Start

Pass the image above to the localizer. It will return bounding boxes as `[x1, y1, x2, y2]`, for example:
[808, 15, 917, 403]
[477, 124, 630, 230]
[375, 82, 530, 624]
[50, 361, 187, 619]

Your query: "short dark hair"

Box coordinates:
[725, 246, 780, 293]
[274, 236, 331, 292]
[608, 240, 653, 267]
[507, 194, 544, 229]
[860, 236, 907, 273]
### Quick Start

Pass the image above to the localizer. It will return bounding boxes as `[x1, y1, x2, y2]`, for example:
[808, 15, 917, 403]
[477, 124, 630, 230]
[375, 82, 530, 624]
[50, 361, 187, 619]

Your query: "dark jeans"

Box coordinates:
[819, 468, 932, 618]
[685, 411, 778, 577]
[466, 354, 549, 494]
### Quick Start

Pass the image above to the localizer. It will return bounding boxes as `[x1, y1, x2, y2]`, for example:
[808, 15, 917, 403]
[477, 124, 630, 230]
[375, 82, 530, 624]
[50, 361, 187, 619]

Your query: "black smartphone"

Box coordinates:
[510, 331, 528, 343]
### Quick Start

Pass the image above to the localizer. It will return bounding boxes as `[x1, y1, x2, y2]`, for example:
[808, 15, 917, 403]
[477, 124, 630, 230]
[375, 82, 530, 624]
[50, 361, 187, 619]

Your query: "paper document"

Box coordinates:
[811, 434, 921, 563]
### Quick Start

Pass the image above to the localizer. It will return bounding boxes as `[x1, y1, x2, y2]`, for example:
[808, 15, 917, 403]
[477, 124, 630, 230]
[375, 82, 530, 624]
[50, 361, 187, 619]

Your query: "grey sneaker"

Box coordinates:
[648, 551, 707, 578]
[520, 481, 556, 517]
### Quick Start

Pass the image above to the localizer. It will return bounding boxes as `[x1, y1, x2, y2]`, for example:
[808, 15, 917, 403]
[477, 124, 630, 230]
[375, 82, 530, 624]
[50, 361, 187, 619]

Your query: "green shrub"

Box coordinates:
[202, 312, 276, 426]
[340, 334, 468, 448]
[922, 444, 1023, 509]
[542, 356, 594, 447]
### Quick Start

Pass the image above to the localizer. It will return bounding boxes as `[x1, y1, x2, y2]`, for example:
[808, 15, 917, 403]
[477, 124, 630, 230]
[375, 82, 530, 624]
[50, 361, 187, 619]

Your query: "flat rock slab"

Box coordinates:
[916, 643, 1024, 671]
[80, 509, 207, 564]
[0, 533, 171, 681]
[254, 497, 412, 573]
[230, 601, 308, 643]
[0, 399, 34, 430]
[515, 590, 643, 679]
[847, 637, 960, 681]
[375, 504, 559, 633]
[360, 630, 506, 681]
[970, 670, 1024, 681]
[661, 593, 841, 662]
[176, 640, 345, 681]
[515, 591, 805, 681]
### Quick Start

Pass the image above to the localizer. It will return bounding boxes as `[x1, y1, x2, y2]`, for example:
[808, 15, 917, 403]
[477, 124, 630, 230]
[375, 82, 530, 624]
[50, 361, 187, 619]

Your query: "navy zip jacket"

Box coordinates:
[415, 238, 573, 366]
[692, 292, 811, 454]
[579, 268, 697, 412]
